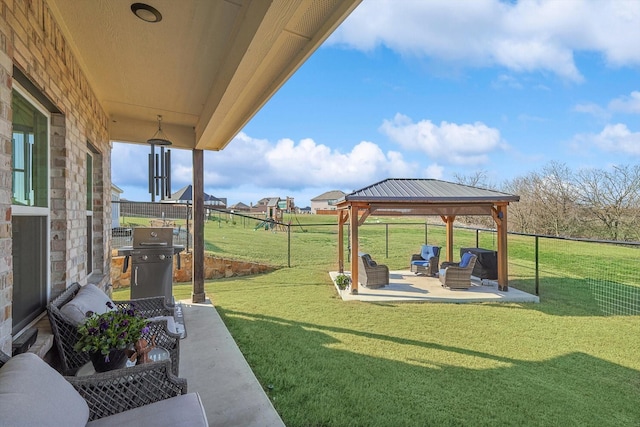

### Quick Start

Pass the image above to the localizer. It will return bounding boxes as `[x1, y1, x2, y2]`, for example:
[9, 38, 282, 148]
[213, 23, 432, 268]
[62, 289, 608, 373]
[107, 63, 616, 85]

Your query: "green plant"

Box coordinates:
[74, 302, 150, 358]
[334, 274, 351, 290]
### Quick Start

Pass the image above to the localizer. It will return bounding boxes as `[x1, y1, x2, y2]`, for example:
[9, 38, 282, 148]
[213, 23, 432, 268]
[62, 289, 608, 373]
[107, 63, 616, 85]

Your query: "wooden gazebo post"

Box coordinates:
[492, 204, 509, 291]
[337, 210, 348, 273]
[441, 215, 456, 263]
[350, 205, 359, 294]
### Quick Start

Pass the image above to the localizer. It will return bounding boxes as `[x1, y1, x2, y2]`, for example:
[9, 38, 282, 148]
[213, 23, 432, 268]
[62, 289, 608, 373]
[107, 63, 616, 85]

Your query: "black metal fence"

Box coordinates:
[111, 202, 640, 315]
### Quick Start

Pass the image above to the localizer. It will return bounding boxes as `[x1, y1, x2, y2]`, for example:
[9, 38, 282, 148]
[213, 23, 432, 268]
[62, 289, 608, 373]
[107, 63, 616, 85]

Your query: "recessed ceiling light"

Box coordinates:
[131, 3, 162, 23]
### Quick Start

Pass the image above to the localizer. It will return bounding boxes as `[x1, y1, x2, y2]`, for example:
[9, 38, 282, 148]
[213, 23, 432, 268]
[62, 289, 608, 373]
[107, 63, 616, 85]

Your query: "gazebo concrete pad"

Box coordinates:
[329, 270, 539, 303]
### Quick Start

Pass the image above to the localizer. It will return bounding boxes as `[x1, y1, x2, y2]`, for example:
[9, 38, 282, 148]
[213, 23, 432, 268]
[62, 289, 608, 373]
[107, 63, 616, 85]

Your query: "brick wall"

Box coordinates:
[0, 0, 111, 354]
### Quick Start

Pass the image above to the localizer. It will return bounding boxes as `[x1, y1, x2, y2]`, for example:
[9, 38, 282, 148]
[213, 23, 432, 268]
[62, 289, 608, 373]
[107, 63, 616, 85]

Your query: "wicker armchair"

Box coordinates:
[0, 351, 207, 426]
[410, 245, 441, 276]
[66, 360, 188, 422]
[439, 253, 477, 289]
[358, 253, 389, 288]
[47, 282, 180, 376]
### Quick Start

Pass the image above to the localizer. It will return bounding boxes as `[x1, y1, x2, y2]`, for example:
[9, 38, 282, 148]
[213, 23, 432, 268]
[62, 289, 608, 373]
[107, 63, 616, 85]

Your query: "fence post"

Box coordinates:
[535, 235, 539, 296]
[386, 223, 389, 258]
[424, 222, 428, 244]
[287, 223, 291, 268]
[476, 229, 480, 248]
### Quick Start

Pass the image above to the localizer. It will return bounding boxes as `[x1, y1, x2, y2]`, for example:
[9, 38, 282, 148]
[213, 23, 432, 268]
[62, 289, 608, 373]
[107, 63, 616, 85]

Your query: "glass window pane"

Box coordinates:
[11, 92, 48, 207]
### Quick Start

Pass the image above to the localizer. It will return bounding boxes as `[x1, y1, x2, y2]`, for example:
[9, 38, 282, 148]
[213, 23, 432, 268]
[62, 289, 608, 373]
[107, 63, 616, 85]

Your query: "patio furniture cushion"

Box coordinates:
[86, 393, 207, 427]
[459, 252, 474, 268]
[60, 283, 116, 325]
[0, 353, 90, 426]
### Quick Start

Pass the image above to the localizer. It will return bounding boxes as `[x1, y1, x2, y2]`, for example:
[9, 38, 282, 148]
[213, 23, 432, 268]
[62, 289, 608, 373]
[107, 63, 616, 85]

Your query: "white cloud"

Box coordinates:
[330, 0, 640, 82]
[575, 123, 640, 155]
[379, 113, 502, 166]
[424, 164, 444, 179]
[608, 91, 640, 114]
[573, 102, 610, 119]
[112, 132, 419, 204]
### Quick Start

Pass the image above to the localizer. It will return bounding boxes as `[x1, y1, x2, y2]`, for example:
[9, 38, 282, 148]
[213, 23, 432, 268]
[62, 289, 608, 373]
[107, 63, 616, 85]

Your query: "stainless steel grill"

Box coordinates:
[118, 227, 184, 305]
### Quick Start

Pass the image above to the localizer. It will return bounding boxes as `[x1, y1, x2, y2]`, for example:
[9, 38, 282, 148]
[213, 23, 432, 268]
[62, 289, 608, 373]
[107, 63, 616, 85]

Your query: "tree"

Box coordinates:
[574, 165, 640, 240]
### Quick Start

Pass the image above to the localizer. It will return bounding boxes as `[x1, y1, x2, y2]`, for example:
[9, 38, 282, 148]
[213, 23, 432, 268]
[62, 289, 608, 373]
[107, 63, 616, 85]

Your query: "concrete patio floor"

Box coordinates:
[330, 270, 540, 303]
[178, 300, 285, 427]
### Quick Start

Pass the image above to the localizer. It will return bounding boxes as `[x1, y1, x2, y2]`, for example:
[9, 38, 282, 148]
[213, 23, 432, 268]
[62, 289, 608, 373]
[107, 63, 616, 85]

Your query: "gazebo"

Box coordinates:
[335, 179, 520, 292]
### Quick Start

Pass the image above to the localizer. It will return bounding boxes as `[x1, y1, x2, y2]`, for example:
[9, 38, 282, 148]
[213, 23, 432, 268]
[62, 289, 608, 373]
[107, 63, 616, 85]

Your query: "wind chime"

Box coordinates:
[147, 115, 172, 202]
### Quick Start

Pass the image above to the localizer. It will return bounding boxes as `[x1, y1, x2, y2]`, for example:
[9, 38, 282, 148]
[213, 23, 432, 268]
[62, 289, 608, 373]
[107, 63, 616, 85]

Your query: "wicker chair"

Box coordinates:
[439, 253, 478, 289]
[410, 245, 441, 276]
[0, 351, 207, 426]
[358, 253, 389, 288]
[47, 282, 180, 376]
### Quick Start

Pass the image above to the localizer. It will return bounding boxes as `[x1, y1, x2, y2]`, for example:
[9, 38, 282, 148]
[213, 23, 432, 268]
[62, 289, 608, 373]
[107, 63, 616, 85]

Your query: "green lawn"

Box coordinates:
[114, 214, 640, 426]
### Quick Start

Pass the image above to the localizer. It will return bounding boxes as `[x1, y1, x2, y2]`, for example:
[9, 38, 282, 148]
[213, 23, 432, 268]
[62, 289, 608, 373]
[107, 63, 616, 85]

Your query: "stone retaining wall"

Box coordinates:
[110, 251, 274, 289]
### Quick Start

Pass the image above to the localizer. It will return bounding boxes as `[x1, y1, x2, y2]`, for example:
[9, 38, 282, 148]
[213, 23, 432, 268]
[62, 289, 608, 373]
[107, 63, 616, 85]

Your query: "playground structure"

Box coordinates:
[252, 197, 306, 232]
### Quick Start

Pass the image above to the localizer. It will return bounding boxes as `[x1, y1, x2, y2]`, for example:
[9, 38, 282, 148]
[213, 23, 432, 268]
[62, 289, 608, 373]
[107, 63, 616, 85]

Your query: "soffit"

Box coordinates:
[46, 0, 361, 150]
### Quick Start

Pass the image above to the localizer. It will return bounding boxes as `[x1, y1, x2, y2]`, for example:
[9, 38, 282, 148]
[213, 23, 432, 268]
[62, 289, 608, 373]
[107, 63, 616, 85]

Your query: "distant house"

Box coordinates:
[228, 202, 251, 212]
[171, 185, 227, 208]
[311, 190, 346, 214]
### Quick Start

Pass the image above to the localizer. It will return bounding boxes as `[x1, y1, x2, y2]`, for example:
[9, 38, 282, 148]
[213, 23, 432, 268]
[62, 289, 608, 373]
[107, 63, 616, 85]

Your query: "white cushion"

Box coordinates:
[0, 353, 89, 426]
[60, 283, 116, 325]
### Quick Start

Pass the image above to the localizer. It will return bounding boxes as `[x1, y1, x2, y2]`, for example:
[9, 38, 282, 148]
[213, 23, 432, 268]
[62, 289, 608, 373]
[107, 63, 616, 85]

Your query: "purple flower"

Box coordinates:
[141, 325, 150, 335]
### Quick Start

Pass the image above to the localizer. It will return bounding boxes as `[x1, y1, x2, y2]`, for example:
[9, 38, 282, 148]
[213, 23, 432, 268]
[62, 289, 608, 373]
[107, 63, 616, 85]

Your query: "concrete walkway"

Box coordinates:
[178, 300, 285, 427]
[331, 270, 540, 303]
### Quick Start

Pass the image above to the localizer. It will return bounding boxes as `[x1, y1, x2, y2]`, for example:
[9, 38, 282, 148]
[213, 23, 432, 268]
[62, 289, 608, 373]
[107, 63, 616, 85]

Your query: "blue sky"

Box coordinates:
[112, 0, 640, 208]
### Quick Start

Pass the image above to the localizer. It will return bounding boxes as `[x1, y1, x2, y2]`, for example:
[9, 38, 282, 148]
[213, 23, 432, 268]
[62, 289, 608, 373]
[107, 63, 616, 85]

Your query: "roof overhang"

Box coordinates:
[47, 0, 361, 151]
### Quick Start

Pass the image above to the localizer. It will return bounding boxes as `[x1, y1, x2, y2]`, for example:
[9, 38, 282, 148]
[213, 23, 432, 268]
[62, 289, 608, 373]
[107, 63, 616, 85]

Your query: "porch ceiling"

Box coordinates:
[47, 0, 361, 151]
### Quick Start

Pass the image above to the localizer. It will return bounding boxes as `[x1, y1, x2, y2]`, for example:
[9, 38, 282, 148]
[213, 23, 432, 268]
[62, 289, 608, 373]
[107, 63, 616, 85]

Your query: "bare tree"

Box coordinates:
[453, 170, 495, 228]
[574, 165, 640, 240]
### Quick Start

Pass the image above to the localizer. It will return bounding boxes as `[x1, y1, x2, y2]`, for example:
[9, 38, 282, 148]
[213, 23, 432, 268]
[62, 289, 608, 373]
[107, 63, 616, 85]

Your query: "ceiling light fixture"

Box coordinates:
[131, 3, 162, 23]
[147, 115, 172, 146]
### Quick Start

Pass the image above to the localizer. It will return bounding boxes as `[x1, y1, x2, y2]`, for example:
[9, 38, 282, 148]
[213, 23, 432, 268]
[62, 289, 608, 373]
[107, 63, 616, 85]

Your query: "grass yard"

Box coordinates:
[114, 215, 640, 426]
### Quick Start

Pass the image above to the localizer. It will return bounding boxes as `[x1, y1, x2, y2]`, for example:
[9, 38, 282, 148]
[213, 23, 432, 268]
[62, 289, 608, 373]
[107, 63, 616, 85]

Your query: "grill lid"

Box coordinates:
[132, 227, 174, 248]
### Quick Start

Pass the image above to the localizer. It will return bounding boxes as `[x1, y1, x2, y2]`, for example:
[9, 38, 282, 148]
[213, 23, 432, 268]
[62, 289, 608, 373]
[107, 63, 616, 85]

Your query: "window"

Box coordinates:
[12, 92, 48, 207]
[11, 88, 50, 334]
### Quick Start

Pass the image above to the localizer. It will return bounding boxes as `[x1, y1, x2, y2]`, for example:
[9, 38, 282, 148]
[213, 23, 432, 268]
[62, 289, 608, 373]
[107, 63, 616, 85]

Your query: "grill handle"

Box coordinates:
[134, 266, 138, 286]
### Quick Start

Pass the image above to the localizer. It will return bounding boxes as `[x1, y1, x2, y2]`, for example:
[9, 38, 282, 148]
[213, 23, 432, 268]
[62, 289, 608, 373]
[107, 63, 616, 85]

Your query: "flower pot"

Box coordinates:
[89, 348, 128, 372]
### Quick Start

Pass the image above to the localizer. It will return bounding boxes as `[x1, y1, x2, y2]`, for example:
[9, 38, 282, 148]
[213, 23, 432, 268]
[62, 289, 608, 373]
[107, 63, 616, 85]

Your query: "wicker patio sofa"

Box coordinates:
[47, 282, 181, 376]
[0, 351, 207, 426]
[410, 244, 441, 276]
[439, 252, 478, 289]
[358, 253, 389, 288]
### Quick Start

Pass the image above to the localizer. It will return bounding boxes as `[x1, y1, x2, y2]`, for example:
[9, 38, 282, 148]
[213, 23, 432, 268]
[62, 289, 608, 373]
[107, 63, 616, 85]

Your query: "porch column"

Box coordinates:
[350, 205, 359, 294]
[493, 205, 509, 291]
[192, 149, 206, 303]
